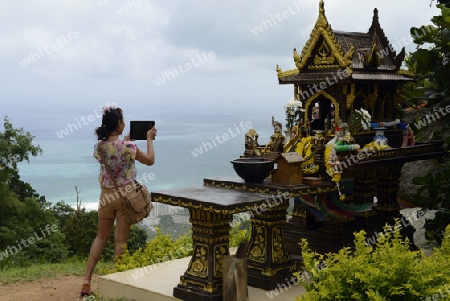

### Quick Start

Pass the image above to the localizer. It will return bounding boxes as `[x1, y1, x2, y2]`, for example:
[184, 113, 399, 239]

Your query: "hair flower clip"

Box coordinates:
[102, 104, 117, 115]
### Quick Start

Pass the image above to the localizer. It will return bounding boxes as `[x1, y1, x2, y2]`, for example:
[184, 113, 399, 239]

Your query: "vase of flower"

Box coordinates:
[285, 99, 304, 130]
[284, 129, 293, 140]
[373, 127, 388, 147]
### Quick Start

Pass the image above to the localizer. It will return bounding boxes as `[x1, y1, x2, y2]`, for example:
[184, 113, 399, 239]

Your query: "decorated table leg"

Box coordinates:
[352, 165, 378, 204]
[375, 161, 417, 249]
[246, 196, 293, 290]
[376, 162, 405, 211]
[173, 208, 231, 301]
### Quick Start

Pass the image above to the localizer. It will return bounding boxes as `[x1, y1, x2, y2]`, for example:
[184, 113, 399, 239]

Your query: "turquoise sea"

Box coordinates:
[13, 106, 280, 210]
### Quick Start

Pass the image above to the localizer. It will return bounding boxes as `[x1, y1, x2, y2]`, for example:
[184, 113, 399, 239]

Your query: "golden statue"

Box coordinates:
[262, 117, 285, 156]
[271, 116, 282, 134]
[244, 128, 261, 156]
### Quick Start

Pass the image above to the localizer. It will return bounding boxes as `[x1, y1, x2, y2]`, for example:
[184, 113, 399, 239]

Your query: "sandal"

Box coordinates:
[80, 283, 91, 297]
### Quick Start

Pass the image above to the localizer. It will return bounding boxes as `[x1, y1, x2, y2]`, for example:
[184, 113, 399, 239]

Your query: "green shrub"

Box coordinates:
[101, 227, 193, 274]
[296, 221, 450, 301]
[424, 209, 450, 246]
[229, 219, 250, 248]
[101, 220, 249, 274]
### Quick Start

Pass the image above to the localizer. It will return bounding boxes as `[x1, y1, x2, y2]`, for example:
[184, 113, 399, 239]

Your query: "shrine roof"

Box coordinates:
[351, 71, 414, 82]
[278, 69, 413, 84]
[277, 1, 414, 85]
[277, 70, 352, 84]
[333, 31, 397, 71]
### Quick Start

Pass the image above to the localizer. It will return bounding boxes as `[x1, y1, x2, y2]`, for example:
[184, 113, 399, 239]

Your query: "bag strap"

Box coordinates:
[98, 141, 122, 196]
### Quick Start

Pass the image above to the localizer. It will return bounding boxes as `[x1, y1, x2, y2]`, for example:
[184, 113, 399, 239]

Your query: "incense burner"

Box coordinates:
[230, 157, 274, 183]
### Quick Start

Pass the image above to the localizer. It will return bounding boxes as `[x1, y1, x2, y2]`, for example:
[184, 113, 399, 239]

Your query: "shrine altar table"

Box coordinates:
[151, 185, 293, 301]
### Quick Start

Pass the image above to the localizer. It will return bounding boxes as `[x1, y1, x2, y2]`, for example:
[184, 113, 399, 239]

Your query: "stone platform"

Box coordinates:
[99, 250, 305, 301]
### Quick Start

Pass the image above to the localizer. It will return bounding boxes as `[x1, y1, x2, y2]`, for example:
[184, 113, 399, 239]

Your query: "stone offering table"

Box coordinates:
[151, 186, 292, 301]
[151, 181, 335, 301]
[203, 176, 336, 268]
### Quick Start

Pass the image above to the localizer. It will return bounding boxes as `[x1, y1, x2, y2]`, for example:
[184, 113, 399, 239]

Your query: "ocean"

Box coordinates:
[12, 105, 280, 210]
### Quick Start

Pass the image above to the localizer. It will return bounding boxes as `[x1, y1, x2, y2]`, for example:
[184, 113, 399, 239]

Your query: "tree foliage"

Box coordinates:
[403, 1, 450, 245]
[0, 117, 67, 267]
[156, 214, 191, 239]
[61, 206, 148, 260]
[62, 209, 106, 258]
[127, 224, 148, 253]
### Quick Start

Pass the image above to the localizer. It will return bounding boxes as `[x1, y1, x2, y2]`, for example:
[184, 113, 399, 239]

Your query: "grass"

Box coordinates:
[0, 257, 114, 285]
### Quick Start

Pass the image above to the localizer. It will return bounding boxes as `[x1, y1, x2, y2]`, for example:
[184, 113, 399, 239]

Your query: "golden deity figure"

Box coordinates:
[244, 128, 261, 156]
[324, 144, 342, 183]
[262, 117, 285, 156]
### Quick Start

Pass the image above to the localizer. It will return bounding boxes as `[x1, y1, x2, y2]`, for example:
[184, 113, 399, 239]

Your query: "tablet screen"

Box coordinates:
[130, 121, 155, 140]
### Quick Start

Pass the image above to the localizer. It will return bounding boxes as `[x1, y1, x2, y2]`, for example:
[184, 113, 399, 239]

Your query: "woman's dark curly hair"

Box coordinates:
[95, 107, 123, 141]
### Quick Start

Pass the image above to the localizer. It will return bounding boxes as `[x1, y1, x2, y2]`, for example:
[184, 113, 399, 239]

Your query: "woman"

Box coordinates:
[80, 106, 156, 297]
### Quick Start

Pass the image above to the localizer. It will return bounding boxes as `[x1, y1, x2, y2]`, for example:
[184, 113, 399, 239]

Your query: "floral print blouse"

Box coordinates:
[93, 140, 137, 188]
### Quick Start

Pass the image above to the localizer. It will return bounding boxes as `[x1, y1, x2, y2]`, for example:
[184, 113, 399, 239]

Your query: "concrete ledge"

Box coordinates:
[99, 254, 305, 301]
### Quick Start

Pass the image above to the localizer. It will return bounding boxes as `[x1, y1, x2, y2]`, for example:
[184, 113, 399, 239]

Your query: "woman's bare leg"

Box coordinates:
[83, 217, 115, 284]
[114, 214, 131, 257]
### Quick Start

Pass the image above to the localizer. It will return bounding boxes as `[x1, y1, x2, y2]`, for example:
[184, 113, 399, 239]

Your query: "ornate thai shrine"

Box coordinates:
[277, 0, 411, 137]
[146, 3, 446, 300]
[240, 0, 445, 255]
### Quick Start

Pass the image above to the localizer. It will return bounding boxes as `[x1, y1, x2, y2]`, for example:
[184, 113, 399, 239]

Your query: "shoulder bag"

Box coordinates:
[99, 142, 153, 224]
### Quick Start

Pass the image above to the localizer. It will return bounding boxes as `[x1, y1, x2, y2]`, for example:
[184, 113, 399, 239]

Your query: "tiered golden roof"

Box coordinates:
[277, 0, 411, 84]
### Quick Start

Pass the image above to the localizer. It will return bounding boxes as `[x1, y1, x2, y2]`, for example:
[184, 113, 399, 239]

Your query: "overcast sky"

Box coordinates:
[0, 0, 440, 121]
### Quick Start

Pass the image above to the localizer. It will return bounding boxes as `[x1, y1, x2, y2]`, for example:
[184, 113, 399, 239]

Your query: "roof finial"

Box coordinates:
[316, 0, 328, 30]
[373, 8, 378, 19]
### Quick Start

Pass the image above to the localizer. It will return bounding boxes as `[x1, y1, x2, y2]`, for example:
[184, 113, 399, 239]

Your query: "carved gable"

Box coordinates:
[295, 0, 354, 71]
[276, 1, 413, 87]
